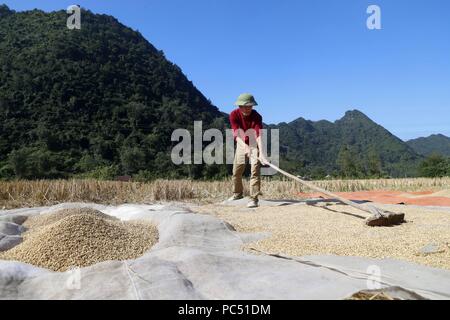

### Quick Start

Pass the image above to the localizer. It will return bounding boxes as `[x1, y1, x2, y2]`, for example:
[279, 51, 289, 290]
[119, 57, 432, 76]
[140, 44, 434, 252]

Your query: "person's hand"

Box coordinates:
[244, 145, 251, 157]
[259, 155, 270, 166]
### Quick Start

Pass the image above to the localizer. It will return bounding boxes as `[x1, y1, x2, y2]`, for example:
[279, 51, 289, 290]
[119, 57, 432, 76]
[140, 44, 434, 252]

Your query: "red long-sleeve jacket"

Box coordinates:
[229, 109, 263, 145]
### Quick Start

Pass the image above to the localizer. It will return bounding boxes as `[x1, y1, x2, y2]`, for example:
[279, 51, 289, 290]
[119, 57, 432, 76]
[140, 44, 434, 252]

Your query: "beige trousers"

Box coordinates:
[232, 142, 261, 200]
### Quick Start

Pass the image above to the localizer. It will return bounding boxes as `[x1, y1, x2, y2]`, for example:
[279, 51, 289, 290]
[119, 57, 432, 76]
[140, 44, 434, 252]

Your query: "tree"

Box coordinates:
[120, 146, 146, 175]
[337, 145, 364, 178]
[7, 147, 62, 179]
[419, 154, 449, 177]
[8, 148, 29, 179]
[28, 148, 53, 177]
[367, 148, 382, 177]
[75, 153, 107, 172]
[0, 4, 13, 17]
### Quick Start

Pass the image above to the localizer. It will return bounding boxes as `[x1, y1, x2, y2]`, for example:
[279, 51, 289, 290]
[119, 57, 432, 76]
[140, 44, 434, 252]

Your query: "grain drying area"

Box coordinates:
[1, 181, 450, 299]
[194, 200, 450, 270]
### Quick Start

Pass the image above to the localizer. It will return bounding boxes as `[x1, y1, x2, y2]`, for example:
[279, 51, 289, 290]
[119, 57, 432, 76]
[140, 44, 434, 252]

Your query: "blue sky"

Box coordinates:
[2, 0, 450, 140]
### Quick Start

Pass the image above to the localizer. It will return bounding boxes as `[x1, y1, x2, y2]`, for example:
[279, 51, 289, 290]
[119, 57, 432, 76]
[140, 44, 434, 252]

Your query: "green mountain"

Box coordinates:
[270, 110, 422, 178]
[406, 134, 450, 157]
[0, 5, 227, 180]
[0, 5, 423, 180]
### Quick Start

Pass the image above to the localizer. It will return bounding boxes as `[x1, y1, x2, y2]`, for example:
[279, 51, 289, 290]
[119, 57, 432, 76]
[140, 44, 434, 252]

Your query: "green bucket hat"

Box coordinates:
[234, 93, 258, 107]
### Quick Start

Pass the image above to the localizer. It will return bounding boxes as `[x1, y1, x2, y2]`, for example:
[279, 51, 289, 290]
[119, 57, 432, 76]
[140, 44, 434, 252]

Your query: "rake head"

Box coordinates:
[365, 205, 405, 227]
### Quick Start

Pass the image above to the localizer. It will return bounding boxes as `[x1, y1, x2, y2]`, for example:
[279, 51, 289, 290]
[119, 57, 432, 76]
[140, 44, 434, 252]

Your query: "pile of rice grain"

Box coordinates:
[0, 208, 158, 272]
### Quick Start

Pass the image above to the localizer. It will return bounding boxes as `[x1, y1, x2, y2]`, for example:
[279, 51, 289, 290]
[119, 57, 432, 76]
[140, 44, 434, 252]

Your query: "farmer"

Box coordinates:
[229, 93, 268, 208]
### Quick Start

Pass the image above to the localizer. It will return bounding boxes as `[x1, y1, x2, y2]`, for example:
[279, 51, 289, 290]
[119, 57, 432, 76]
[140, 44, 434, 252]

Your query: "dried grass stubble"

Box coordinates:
[0, 208, 158, 272]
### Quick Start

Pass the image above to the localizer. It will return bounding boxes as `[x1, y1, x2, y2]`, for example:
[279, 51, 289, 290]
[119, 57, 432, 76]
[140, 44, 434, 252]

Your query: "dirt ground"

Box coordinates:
[298, 190, 450, 206]
[193, 197, 450, 270]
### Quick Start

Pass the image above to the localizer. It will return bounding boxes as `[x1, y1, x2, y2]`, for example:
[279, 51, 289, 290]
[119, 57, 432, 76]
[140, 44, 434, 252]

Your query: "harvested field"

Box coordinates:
[0, 208, 158, 271]
[194, 202, 450, 270]
[1, 178, 449, 209]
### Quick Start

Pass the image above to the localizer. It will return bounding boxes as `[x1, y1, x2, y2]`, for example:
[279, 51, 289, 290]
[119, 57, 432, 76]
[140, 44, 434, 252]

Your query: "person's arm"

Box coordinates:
[256, 135, 269, 165]
[253, 114, 269, 165]
[236, 136, 251, 156]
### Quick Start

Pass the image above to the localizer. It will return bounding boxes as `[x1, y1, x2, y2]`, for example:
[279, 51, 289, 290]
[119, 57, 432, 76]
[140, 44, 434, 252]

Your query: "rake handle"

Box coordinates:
[262, 160, 373, 215]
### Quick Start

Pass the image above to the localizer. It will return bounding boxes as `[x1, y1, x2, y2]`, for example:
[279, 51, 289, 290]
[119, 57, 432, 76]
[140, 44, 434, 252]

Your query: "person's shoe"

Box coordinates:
[247, 199, 259, 208]
[228, 194, 244, 201]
